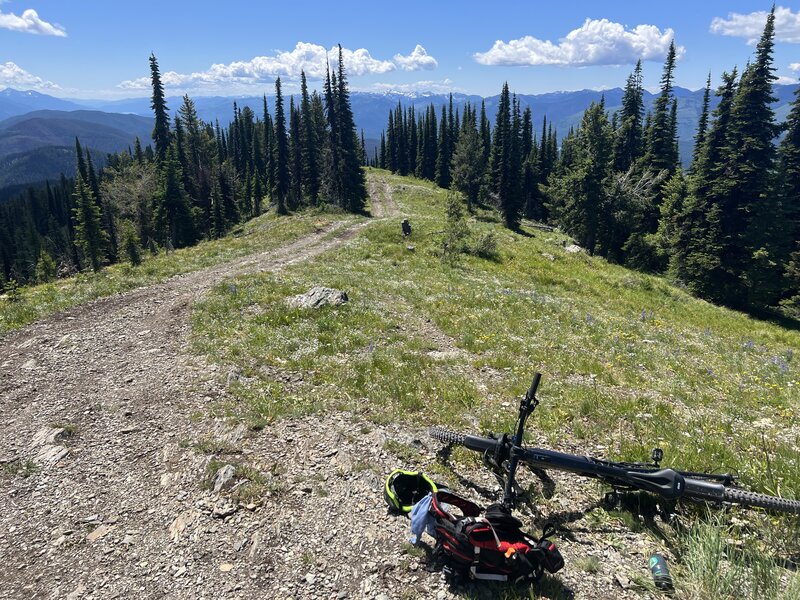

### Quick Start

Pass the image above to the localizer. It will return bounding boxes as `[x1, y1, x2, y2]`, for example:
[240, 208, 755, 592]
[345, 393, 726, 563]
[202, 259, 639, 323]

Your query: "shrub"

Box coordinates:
[470, 231, 499, 260]
[442, 192, 469, 264]
[3, 279, 22, 303]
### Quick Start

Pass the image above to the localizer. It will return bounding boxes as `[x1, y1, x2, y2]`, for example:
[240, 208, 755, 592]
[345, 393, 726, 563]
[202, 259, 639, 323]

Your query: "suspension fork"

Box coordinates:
[503, 373, 541, 507]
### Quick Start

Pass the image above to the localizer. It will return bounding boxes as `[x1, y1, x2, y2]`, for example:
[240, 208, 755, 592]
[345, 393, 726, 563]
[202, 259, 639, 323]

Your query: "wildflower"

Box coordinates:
[769, 356, 789, 373]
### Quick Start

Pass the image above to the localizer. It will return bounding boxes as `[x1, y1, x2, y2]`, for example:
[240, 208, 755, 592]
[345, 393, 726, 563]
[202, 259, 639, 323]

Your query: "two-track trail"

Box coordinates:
[0, 187, 383, 600]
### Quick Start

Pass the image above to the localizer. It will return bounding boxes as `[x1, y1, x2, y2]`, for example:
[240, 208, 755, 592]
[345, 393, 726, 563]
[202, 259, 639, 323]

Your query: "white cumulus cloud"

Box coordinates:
[0, 61, 60, 90]
[393, 45, 438, 71]
[789, 62, 800, 72]
[117, 42, 422, 91]
[710, 6, 800, 44]
[0, 8, 66, 36]
[474, 19, 682, 67]
[776, 75, 797, 85]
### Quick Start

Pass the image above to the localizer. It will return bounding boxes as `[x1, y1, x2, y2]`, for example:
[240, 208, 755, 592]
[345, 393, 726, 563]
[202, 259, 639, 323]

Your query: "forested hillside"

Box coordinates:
[1, 9, 798, 323]
[374, 10, 799, 318]
[0, 47, 367, 288]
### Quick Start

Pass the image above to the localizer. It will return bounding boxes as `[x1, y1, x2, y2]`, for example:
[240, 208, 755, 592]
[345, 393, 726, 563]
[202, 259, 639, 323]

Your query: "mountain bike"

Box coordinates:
[430, 373, 800, 515]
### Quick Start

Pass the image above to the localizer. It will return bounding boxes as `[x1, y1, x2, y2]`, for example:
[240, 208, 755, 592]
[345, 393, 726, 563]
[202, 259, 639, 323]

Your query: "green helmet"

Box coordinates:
[384, 469, 439, 513]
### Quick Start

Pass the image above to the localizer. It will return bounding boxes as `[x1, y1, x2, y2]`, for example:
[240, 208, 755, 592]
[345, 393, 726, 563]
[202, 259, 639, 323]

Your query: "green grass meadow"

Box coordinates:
[192, 170, 800, 598]
[3, 168, 799, 597]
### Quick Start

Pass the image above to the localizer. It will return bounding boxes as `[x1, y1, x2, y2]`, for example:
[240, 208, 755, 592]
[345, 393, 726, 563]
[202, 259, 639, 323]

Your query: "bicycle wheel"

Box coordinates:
[681, 474, 800, 515]
[721, 487, 800, 515]
[429, 427, 499, 453]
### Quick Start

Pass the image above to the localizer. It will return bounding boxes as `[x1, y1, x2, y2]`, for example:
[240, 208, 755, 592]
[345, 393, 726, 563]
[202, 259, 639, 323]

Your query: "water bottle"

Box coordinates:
[649, 554, 673, 591]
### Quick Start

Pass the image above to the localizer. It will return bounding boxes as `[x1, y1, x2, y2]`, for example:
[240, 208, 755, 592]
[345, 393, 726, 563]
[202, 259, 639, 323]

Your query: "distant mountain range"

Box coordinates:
[0, 102, 154, 188]
[0, 88, 85, 120]
[0, 84, 797, 190]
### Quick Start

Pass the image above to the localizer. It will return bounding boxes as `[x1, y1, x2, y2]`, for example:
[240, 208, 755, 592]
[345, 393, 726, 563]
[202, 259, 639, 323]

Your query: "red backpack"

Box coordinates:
[428, 491, 564, 583]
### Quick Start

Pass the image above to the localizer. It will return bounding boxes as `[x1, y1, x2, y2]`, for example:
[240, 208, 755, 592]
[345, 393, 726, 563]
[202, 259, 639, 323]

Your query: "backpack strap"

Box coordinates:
[429, 491, 482, 522]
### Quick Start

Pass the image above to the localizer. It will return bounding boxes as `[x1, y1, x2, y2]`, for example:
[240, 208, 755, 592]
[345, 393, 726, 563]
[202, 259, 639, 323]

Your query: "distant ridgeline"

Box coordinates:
[373, 13, 800, 317]
[0, 46, 368, 288]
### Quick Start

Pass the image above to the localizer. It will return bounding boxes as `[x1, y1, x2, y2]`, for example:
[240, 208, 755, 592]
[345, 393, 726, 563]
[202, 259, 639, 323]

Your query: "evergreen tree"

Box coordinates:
[672, 70, 738, 300]
[691, 74, 713, 171]
[645, 41, 679, 175]
[489, 83, 523, 229]
[521, 107, 544, 220]
[450, 113, 484, 211]
[379, 132, 386, 169]
[262, 99, 275, 199]
[75, 138, 88, 182]
[386, 108, 397, 172]
[777, 80, 800, 308]
[152, 145, 197, 248]
[178, 94, 212, 234]
[218, 160, 240, 226]
[435, 105, 451, 188]
[34, 250, 57, 283]
[86, 149, 118, 262]
[725, 6, 782, 308]
[288, 97, 303, 208]
[210, 167, 226, 239]
[653, 171, 689, 269]
[149, 54, 171, 162]
[613, 60, 644, 173]
[119, 220, 142, 265]
[272, 77, 289, 214]
[407, 107, 417, 175]
[72, 176, 108, 272]
[479, 100, 491, 164]
[133, 137, 145, 164]
[509, 94, 523, 215]
[360, 130, 367, 166]
[325, 45, 368, 212]
[549, 101, 613, 253]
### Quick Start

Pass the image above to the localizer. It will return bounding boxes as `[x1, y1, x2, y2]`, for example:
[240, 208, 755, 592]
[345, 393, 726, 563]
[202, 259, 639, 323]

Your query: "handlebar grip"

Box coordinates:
[526, 373, 541, 400]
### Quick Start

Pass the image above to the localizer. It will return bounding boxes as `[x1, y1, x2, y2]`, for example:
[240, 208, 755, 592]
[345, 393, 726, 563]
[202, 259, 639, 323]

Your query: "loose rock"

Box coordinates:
[212, 464, 237, 493]
[287, 287, 348, 309]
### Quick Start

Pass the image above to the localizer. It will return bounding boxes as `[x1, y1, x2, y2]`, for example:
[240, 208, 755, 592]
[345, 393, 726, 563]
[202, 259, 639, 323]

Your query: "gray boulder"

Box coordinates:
[287, 287, 349, 309]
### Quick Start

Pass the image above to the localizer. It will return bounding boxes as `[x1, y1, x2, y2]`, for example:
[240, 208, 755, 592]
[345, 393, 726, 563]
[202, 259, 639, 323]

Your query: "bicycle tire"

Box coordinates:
[429, 426, 466, 445]
[429, 427, 500, 453]
[721, 487, 800, 515]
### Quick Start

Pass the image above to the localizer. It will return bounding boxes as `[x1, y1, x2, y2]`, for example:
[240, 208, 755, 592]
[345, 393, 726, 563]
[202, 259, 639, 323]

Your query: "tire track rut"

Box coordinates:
[0, 210, 371, 598]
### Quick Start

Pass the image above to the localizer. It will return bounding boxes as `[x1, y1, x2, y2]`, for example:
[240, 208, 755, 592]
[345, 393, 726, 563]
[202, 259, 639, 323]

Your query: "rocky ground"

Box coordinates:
[0, 176, 667, 599]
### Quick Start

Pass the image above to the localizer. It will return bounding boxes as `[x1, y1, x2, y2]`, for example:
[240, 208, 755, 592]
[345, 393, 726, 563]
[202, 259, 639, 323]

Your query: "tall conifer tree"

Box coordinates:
[149, 54, 171, 163]
[645, 42, 679, 175]
[272, 78, 289, 215]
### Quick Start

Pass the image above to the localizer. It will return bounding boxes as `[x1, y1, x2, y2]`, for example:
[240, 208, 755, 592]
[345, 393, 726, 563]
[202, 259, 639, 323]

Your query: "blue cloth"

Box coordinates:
[409, 492, 436, 544]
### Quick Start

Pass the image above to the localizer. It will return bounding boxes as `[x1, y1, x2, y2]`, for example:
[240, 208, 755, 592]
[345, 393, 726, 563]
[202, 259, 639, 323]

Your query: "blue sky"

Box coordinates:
[2, 1, 799, 99]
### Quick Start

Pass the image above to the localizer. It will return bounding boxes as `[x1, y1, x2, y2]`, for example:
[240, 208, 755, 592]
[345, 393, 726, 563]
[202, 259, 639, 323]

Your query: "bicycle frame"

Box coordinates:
[497, 373, 732, 508]
[432, 373, 800, 514]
